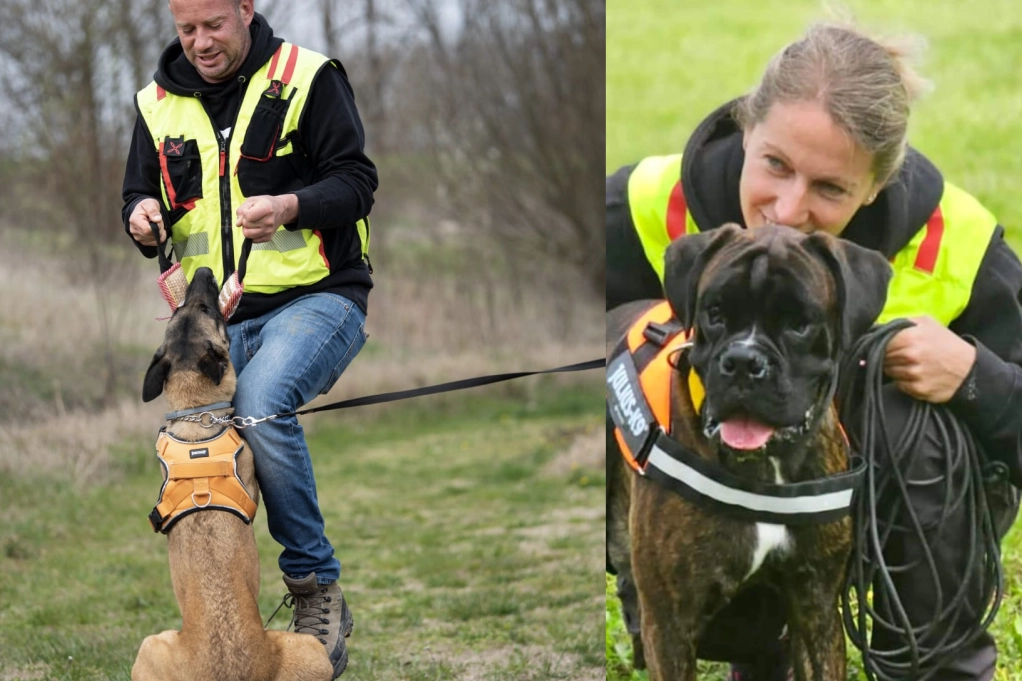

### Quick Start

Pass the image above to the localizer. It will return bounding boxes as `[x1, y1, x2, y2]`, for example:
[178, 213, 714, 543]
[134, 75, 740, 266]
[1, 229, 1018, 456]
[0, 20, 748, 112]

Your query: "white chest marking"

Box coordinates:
[746, 523, 792, 579]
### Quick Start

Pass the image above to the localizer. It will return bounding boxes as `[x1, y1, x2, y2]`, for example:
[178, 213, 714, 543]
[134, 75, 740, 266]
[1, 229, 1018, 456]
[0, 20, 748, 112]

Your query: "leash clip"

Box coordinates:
[230, 414, 277, 429]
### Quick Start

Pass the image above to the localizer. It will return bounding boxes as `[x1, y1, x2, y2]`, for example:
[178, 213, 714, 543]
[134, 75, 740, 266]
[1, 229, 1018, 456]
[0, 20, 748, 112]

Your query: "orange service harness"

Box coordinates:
[607, 301, 864, 525]
[148, 427, 258, 534]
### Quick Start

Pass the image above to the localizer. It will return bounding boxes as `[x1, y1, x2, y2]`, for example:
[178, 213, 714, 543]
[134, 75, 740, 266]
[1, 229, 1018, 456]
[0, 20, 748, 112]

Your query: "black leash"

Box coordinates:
[217, 358, 607, 428]
[837, 320, 1004, 681]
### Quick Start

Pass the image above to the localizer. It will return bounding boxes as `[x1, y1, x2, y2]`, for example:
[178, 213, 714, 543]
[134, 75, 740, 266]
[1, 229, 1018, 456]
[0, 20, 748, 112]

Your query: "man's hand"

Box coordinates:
[128, 198, 165, 246]
[235, 194, 299, 243]
[883, 316, 976, 403]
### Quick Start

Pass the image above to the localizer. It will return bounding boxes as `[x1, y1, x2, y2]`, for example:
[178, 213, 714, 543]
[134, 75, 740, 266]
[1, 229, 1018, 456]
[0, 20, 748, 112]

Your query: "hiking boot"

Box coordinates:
[283, 573, 354, 678]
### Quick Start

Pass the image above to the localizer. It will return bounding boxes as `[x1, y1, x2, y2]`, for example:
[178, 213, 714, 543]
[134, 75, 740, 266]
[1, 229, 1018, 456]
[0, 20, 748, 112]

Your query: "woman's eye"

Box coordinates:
[818, 182, 846, 198]
[790, 321, 810, 337]
[766, 155, 787, 172]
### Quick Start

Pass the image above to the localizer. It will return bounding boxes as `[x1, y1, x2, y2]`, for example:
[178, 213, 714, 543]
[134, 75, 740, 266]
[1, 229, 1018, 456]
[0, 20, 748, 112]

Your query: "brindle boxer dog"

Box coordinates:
[131, 267, 332, 681]
[607, 224, 892, 681]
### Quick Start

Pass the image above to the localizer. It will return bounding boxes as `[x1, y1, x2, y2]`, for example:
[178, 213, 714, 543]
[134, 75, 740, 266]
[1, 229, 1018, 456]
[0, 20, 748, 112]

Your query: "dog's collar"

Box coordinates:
[642, 429, 865, 525]
[165, 402, 234, 422]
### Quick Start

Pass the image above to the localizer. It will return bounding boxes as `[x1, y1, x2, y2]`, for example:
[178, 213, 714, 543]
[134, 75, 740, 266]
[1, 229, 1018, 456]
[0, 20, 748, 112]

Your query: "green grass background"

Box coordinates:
[0, 380, 605, 680]
[607, 0, 1022, 678]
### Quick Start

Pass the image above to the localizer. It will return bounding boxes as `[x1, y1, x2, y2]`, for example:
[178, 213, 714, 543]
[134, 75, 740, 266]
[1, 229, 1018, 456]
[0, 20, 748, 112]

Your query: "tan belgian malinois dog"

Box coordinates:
[131, 267, 332, 681]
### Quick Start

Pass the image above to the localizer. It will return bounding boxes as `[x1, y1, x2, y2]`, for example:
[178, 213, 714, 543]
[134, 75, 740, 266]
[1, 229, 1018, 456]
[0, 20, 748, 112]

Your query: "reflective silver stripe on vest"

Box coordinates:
[252, 230, 307, 253]
[173, 232, 210, 260]
[646, 444, 855, 515]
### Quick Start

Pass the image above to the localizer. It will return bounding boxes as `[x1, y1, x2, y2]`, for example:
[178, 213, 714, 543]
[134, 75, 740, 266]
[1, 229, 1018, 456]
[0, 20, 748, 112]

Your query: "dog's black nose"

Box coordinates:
[719, 345, 770, 381]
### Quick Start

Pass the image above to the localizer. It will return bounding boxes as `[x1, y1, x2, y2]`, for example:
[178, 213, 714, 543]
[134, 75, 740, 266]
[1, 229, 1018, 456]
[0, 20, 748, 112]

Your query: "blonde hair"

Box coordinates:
[734, 22, 931, 187]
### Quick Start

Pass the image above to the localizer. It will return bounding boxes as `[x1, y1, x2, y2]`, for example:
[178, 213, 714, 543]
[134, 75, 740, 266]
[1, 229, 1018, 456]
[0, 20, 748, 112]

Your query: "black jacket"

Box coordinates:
[606, 99, 1022, 486]
[121, 13, 378, 320]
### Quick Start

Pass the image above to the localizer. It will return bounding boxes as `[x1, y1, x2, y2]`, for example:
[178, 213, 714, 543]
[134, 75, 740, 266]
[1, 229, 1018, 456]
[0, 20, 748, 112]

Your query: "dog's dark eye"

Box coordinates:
[789, 321, 810, 337]
[705, 305, 724, 328]
[199, 303, 211, 315]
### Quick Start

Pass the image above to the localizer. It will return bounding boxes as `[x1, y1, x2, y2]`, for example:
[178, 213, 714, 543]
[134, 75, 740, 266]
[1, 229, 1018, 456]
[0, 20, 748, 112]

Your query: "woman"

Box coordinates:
[607, 22, 1022, 681]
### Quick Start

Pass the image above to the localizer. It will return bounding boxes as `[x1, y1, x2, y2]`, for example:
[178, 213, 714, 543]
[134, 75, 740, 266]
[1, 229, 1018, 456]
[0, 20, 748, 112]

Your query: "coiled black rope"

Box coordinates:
[837, 320, 1004, 681]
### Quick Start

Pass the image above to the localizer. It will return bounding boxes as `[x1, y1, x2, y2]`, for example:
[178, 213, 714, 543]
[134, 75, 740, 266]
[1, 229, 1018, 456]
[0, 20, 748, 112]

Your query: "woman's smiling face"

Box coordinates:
[740, 99, 879, 236]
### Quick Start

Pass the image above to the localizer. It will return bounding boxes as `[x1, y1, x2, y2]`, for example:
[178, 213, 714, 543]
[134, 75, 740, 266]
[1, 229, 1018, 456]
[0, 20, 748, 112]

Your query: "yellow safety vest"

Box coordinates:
[136, 43, 370, 294]
[626, 154, 998, 327]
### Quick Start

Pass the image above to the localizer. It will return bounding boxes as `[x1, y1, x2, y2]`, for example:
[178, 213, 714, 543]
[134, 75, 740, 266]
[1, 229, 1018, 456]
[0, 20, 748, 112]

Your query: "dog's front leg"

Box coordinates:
[131, 630, 184, 681]
[783, 563, 846, 681]
[631, 490, 705, 681]
[635, 584, 699, 681]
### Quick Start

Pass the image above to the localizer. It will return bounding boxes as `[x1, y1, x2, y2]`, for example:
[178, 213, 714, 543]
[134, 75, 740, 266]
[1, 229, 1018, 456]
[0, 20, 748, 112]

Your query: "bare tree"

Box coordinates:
[0, 0, 171, 404]
[403, 0, 605, 297]
[316, 0, 401, 153]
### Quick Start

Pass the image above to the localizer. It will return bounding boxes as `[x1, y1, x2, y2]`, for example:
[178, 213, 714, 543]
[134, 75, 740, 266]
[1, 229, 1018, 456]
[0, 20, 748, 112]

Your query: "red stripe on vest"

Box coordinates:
[158, 141, 195, 211]
[157, 141, 181, 209]
[281, 45, 299, 85]
[314, 229, 329, 269]
[914, 205, 944, 274]
[666, 181, 688, 240]
[267, 45, 283, 80]
[156, 85, 166, 101]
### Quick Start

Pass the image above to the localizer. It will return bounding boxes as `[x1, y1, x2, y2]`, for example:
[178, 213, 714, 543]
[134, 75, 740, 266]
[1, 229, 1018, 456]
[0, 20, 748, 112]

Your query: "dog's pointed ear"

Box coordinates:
[197, 341, 229, 386]
[143, 345, 170, 402]
[663, 223, 744, 327]
[803, 233, 893, 350]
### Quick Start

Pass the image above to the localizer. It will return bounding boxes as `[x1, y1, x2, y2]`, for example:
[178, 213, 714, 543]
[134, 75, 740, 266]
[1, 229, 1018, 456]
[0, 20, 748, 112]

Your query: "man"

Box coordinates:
[122, 0, 377, 676]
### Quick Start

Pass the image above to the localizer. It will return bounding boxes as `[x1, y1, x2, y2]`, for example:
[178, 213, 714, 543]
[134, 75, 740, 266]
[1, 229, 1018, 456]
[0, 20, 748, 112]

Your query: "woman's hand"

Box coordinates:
[883, 316, 976, 403]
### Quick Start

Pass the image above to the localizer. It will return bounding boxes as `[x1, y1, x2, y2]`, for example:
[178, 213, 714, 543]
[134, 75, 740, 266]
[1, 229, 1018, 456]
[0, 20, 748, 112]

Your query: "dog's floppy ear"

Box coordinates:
[663, 223, 744, 327]
[197, 340, 229, 386]
[142, 345, 170, 402]
[803, 233, 893, 350]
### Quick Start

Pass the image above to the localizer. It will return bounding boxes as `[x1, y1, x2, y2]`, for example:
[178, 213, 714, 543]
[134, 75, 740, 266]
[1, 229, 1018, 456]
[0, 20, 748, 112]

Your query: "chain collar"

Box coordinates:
[164, 401, 278, 430]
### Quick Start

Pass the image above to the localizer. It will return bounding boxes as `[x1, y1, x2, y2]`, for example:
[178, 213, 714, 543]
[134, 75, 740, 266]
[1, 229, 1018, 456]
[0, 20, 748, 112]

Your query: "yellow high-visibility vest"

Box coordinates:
[626, 154, 997, 326]
[136, 43, 370, 294]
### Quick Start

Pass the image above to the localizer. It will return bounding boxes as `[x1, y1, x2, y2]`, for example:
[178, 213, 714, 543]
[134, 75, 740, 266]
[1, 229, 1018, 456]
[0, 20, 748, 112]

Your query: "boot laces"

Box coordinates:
[284, 590, 334, 640]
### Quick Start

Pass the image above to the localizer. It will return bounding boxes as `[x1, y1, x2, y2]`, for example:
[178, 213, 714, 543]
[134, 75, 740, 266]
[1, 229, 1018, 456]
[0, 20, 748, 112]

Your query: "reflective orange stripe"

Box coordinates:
[281, 45, 299, 84]
[267, 44, 283, 80]
[666, 181, 687, 240]
[915, 205, 944, 274]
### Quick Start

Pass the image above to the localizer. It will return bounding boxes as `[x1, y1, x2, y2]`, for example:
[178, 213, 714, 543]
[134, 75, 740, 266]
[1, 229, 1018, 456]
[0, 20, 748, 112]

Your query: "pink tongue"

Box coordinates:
[720, 419, 775, 450]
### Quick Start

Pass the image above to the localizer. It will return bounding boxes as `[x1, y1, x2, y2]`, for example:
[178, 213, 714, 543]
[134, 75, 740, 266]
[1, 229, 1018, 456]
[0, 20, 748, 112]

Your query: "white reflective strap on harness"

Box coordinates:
[644, 435, 863, 525]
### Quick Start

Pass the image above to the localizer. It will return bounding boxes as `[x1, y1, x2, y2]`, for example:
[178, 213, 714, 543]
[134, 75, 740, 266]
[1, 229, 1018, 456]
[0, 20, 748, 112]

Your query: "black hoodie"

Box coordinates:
[122, 13, 378, 320]
[607, 99, 1022, 486]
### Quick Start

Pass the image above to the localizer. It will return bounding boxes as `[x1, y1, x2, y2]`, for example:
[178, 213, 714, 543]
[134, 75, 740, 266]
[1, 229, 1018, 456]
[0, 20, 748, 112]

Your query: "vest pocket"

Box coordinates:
[159, 136, 202, 210]
[239, 86, 294, 161]
[237, 86, 303, 197]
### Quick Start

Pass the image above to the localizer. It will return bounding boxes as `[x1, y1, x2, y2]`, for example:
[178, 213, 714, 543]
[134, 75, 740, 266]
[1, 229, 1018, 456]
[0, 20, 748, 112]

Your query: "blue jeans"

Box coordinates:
[227, 292, 366, 584]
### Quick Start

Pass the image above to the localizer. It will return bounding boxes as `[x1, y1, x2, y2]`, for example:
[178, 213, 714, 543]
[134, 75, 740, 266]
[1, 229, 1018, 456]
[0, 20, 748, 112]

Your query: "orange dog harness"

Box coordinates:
[148, 427, 258, 534]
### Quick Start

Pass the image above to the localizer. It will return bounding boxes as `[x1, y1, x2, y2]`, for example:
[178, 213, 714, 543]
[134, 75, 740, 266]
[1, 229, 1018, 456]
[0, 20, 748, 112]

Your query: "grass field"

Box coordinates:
[606, 0, 1022, 678]
[0, 379, 605, 680]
